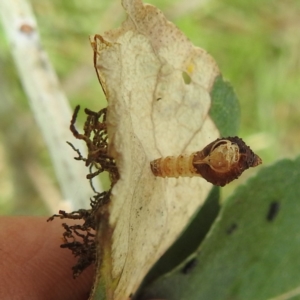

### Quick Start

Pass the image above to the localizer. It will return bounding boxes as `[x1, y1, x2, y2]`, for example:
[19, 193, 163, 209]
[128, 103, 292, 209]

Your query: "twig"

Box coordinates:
[0, 0, 102, 211]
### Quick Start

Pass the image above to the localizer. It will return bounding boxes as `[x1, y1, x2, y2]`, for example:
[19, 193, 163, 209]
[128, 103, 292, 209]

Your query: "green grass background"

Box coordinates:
[0, 0, 299, 215]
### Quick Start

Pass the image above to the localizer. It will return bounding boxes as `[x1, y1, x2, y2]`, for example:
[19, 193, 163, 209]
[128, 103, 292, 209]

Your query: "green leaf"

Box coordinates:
[139, 156, 300, 300]
[210, 75, 241, 137]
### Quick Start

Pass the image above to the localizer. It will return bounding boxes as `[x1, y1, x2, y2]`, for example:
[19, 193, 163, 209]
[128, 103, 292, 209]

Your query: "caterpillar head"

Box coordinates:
[193, 137, 262, 186]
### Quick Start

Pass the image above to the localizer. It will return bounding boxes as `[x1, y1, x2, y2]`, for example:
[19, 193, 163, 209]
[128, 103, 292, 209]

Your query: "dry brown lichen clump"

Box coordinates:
[47, 105, 118, 278]
[68, 105, 119, 183]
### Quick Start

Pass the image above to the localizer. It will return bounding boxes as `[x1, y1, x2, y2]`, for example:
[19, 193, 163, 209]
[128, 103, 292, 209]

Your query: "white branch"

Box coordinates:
[0, 0, 102, 212]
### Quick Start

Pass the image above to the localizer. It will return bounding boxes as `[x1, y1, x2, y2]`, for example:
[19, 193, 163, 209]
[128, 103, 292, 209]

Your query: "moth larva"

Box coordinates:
[150, 137, 262, 186]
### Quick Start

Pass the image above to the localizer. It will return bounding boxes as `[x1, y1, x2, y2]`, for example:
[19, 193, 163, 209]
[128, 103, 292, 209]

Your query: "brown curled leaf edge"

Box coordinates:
[150, 137, 262, 186]
[47, 105, 119, 278]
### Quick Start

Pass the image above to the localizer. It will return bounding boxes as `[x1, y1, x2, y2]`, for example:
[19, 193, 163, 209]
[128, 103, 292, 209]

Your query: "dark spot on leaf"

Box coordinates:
[226, 223, 238, 235]
[267, 201, 280, 221]
[181, 258, 197, 274]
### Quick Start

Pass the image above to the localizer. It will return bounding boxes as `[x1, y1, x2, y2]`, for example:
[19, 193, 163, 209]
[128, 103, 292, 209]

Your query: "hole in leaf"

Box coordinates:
[181, 257, 197, 274]
[182, 71, 191, 84]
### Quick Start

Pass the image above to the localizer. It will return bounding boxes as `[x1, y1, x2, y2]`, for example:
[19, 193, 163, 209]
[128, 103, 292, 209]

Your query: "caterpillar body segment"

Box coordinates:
[150, 137, 262, 187]
[150, 153, 197, 178]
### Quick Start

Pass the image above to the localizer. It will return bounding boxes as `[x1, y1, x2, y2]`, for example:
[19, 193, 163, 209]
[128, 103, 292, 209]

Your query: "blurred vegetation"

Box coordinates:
[0, 0, 299, 215]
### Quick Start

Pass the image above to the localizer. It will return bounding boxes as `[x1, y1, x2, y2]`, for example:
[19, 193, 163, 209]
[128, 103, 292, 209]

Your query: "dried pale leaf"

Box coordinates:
[90, 0, 220, 298]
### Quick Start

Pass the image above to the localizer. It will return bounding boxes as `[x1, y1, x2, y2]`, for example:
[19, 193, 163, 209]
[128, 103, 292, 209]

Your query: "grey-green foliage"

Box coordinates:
[210, 75, 240, 137]
[140, 156, 300, 300]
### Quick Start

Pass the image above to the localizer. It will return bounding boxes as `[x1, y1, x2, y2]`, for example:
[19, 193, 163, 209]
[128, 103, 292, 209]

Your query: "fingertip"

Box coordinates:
[0, 216, 94, 300]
